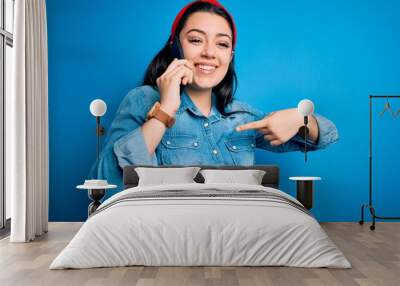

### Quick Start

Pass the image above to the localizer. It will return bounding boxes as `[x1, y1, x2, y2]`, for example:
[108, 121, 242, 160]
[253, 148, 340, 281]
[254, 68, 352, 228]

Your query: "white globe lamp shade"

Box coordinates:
[297, 99, 314, 116]
[90, 99, 107, 117]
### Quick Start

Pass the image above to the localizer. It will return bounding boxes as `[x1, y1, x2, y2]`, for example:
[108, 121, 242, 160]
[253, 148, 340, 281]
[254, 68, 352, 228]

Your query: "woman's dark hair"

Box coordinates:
[142, 2, 237, 115]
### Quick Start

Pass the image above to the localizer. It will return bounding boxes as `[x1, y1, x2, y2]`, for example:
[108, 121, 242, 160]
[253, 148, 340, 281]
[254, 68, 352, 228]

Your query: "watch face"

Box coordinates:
[147, 102, 160, 118]
[146, 101, 175, 128]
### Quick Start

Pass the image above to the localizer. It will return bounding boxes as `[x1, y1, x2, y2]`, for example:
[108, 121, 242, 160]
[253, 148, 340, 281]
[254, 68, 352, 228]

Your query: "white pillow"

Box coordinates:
[135, 167, 201, 186]
[200, 169, 266, 185]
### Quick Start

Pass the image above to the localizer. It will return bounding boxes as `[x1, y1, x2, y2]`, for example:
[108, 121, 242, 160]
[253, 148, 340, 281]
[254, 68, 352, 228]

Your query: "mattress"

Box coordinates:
[50, 183, 351, 269]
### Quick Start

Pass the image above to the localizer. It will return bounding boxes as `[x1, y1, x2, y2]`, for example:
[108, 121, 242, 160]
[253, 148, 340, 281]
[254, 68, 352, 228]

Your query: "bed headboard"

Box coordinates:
[123, 165, 280, 189]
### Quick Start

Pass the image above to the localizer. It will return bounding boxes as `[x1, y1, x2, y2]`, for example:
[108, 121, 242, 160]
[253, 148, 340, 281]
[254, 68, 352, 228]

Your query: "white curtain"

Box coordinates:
[7, 0, 49, 242]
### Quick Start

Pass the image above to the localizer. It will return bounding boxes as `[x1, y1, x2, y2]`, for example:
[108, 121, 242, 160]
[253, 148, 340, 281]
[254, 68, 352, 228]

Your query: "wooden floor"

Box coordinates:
[0, 222, 399, 286]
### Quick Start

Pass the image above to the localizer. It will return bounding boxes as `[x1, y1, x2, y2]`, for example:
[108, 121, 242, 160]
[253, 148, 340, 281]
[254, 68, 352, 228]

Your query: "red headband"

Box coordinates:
[169, 0, 237, 49]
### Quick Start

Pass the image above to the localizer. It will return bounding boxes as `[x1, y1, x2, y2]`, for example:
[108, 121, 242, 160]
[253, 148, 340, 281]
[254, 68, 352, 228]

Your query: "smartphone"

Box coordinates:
[170, 36, 184, 59]
[170, 37, 186, 92]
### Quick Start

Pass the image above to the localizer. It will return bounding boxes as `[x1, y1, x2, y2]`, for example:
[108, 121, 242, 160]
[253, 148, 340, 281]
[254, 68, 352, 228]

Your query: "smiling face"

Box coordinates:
[179, 11, 233, 90]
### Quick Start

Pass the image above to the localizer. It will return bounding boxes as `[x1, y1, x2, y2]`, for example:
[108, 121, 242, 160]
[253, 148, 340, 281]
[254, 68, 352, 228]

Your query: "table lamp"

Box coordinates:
[89, 99, 107, 165]
[297, 99, 314, 162]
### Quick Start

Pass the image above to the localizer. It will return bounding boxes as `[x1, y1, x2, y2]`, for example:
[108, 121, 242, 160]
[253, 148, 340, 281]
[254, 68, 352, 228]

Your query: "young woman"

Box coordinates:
[89, 0, 338, 187]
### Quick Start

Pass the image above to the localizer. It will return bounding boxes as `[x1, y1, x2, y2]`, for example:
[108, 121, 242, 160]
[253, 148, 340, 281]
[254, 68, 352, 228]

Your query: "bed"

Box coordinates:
[50, 165, 351, 269]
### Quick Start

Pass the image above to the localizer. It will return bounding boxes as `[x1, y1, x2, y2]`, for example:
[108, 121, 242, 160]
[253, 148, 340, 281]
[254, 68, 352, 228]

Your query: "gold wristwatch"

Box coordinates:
[146, 101, 176, 128]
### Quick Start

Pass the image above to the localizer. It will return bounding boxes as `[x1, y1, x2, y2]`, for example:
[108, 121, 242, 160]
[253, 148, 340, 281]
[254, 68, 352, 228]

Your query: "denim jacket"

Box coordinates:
[89, 85, 339, 188]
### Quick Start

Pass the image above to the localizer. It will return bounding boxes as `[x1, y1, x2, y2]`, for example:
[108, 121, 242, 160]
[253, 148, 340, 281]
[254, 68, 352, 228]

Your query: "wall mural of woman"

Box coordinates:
[89, 0, 338, 188]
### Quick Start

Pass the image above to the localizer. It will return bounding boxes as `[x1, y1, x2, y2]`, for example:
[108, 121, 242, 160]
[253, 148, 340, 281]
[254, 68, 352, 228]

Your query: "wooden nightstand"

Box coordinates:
[289, 177, 321, 210]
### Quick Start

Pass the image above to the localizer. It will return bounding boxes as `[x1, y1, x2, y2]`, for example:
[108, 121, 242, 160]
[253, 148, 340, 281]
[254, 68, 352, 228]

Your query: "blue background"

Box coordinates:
[46, 0, 400, 222]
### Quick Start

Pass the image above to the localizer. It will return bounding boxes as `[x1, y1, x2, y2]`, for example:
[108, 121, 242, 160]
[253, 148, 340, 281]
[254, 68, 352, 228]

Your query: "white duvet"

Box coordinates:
[50, 183, 351, 269]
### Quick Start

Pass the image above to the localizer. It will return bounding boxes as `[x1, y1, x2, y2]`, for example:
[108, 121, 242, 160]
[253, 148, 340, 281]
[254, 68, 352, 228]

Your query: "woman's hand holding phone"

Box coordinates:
[156, 58, 194, 116]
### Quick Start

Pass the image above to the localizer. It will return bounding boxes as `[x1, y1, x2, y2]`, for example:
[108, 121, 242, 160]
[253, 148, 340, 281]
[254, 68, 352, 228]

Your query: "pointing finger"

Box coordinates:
[236, 120, 266, 132]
